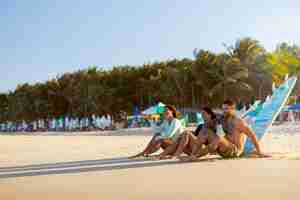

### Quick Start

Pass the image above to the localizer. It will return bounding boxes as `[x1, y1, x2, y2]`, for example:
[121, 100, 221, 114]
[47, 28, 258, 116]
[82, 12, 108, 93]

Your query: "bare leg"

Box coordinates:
[173, 132, 196, 157]
[195, 145, 209, 157]
[208, 135, 242, 158]
[181, 139, 205, 161]
[143, 139, 163, 155]
[141, 138, 175, 158]
[158, 139, 180, 159]
[209, 135, 230, 153]
[191, 129, 218, 158]
[191, 139, 202, 155]
[177, 133, 208, 161]
[129, 135, 157, 158]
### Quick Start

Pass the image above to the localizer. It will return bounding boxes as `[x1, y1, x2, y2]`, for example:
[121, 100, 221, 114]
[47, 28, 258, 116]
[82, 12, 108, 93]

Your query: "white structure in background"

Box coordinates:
[59, 118, 64, 129]
[101, 115, 108, 129]
[97, 114, 112, 129]
[69, 118, 74, 130]
[98, 116, 103, 129]
[95, 116, 100, 129]
[33, 121, 37, 131]
[82, 117, 87, 128]
[65, 117, 70, 130]
[7, 121, 11, 130]
[71, 118, 79, 130]
[22, 120, 27, 131]
[91, 115, 96, 127]
[272, 82, 276, 92]
[51, 119, 56, 130]
[38, 119, 44, 129]
[37, 119, 41, 129]
[106, 114, 112, 128]
[79, 119, 83, 129]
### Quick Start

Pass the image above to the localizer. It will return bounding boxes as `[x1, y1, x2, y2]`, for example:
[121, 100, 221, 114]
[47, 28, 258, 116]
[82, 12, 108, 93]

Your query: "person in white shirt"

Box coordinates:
[129, 105, 184, 158]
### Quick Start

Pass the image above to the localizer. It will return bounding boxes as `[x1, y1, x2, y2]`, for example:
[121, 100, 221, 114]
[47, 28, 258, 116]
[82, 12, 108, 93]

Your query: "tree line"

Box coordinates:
[1, 37, 300, 124]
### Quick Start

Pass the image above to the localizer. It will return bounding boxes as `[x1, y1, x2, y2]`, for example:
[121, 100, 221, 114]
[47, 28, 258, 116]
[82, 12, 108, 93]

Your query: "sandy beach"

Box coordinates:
[1, 123, 300, 200]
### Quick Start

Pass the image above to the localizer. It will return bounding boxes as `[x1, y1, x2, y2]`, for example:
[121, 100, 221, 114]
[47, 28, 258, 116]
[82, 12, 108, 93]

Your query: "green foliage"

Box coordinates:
[0, 38, 299, 122]
[266, 44, 300, 85]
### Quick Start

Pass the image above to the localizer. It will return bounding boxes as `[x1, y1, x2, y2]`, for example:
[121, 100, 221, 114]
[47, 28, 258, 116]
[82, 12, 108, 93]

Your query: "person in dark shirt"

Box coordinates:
[193, 123, 203, 136]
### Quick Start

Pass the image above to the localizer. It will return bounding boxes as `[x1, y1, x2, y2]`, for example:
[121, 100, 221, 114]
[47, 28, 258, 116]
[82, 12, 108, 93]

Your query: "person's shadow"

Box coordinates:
[0, 156, 218, 179]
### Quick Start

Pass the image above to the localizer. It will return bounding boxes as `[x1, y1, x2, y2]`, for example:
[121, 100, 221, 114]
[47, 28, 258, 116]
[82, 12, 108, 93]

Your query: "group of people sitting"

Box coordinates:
[130, 100, 265, 161]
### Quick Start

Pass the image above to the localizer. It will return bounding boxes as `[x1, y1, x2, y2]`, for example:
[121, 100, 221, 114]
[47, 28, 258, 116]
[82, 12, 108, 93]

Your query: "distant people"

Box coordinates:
[287, 110, 295, 122]
[104, 113, 112, 129]
[129, 105, 184, 158]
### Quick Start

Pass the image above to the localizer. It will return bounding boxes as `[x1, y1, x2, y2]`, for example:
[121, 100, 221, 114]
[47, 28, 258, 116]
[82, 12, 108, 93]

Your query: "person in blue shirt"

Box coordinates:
[129, 105, 184, 158]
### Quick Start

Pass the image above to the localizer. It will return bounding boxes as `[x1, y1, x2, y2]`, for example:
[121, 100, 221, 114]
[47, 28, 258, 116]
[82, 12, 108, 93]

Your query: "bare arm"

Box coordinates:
[238, 120, 262, 155]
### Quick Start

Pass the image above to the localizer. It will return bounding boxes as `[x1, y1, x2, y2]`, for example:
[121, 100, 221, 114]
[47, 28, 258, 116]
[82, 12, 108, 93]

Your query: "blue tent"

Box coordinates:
[288, 103, 300, 110]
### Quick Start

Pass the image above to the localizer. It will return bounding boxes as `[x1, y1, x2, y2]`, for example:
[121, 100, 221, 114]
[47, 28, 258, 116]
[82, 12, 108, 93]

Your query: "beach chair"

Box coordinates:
[243, 76, 297, 153]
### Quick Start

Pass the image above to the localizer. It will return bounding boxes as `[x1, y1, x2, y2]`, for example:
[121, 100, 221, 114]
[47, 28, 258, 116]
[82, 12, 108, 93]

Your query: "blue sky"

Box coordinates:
[1, 0, 300, 92]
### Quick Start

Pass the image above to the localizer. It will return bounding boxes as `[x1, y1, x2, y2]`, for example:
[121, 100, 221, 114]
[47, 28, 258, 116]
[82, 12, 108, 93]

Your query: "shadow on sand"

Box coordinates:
[0, 156, 218, 179]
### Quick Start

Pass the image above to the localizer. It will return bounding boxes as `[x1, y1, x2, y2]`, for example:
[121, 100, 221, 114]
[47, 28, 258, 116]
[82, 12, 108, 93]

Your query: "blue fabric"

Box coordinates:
[243, 77, 297, 153]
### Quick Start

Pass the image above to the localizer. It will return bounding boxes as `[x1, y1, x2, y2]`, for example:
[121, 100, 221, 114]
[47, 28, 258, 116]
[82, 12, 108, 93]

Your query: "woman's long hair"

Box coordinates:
[202, 106, 217, 120]
[202, 106, 217, 132]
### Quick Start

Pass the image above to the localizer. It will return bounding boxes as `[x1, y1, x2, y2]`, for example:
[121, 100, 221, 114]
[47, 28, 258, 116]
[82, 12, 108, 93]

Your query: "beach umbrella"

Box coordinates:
[142, 102, 166, 115]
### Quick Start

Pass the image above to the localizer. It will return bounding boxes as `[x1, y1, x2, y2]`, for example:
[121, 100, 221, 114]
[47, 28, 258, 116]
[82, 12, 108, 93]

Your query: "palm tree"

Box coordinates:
[209, 53, 251, 101]
[222, 37, 271, 101]
[191, 50, 223, 105]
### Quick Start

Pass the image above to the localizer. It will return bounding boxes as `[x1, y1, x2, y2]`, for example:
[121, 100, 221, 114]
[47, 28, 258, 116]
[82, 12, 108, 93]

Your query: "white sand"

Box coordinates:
[0, 123, 300, 199]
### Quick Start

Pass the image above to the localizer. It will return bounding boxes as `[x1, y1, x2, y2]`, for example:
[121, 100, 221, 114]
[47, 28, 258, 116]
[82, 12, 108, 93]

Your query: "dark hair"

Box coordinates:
[165, 105, 178, 118]
[202, 106, 216, 120]
[223, 100, 236, 107]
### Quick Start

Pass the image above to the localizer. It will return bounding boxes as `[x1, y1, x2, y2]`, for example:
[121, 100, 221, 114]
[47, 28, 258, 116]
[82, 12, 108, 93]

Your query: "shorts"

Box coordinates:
[218, 143, 243, 158]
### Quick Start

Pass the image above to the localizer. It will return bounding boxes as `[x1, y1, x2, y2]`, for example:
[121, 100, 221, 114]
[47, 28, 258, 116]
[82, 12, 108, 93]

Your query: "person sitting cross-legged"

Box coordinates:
[129, 105, 184, 159]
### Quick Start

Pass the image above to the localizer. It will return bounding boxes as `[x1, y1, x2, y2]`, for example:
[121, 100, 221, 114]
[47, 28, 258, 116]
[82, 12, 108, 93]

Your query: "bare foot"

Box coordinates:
[178, 155, 198, 162]
[158, 155, 173, 160]
[128, 153, 144, 159]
